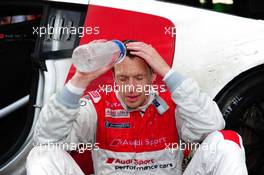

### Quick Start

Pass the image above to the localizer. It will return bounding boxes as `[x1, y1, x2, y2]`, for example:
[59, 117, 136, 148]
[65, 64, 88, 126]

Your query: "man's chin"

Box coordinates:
[125, 101, 141, 109]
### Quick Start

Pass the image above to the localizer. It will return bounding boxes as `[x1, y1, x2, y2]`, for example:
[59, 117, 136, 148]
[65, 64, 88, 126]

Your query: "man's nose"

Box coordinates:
[127, 78, 136, 92]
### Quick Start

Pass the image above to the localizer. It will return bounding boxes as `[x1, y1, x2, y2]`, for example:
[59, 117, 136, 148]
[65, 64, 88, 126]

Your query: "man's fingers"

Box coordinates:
[126, 42, 154, 53]
[126, 45, 142, 51]
[126, 45, 151, 53]
[126, 42, 149, 48]
[129, 51, 150, 60]
[126, 41, 146, 46]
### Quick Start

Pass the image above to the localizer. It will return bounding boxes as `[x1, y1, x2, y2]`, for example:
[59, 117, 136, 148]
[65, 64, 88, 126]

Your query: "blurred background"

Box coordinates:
[162, 0, 264, 19]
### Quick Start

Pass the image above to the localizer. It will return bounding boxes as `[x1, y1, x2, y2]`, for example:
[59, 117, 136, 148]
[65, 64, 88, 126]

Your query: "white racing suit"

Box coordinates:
[26, 69, 248, 175]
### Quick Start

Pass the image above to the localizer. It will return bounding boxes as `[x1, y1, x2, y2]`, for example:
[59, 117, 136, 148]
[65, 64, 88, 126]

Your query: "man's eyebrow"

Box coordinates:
[116, 74, 146, 78]
[134, 74, 146, 77]
[116, 75, 128, 78]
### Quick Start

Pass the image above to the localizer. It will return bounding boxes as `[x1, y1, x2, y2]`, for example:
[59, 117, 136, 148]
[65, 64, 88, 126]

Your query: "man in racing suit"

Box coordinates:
[26, 40, 248, 175]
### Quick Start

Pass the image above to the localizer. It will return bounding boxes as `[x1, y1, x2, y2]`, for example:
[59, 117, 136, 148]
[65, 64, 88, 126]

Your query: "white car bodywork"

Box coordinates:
[1, 0, 264, 174]
[90, 0, 264, 98]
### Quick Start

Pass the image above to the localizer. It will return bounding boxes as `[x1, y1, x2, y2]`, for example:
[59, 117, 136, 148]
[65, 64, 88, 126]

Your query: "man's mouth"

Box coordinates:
[126, 95, 140, 102]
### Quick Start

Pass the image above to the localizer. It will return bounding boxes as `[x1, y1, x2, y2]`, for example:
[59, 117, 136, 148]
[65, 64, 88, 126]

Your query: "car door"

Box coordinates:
[0, 2, 42, 174]
[0, 1, 87, 174]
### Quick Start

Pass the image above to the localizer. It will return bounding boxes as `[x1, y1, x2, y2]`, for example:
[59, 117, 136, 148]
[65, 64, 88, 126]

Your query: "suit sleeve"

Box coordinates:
[33, 83, 97, 149]
[163, 69, 225, 143]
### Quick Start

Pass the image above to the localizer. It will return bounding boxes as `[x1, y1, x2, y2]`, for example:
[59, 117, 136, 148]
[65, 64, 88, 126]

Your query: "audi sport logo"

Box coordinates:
[110, 137, 167, 147]
[106, 158, 173, 171]
[106, 158, 155, 165]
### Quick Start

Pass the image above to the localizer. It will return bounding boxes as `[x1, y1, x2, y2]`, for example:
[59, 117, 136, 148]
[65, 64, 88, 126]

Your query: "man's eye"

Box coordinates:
[136, 77, 143, 81]
[119, 78, 127, 82]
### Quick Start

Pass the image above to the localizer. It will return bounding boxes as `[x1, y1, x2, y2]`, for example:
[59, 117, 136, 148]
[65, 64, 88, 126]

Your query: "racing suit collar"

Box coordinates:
[115, 90, 169, 115]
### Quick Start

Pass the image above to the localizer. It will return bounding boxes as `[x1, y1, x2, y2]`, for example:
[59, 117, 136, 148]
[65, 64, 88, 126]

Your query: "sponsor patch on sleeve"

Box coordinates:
[88, 91, 101, 103]
[152, 95, 169, 115]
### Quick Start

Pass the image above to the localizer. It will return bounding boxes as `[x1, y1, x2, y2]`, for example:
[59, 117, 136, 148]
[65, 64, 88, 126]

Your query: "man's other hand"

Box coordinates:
[126, 42, 171, 77]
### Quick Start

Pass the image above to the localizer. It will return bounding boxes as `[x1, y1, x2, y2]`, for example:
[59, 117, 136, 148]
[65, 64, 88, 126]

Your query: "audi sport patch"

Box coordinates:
[105, 157, 174, 171]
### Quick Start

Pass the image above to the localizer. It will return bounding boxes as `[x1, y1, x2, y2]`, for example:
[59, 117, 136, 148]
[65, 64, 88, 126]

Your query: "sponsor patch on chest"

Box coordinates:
[105, 121, 131, 128]
[105, 108, 130, 118]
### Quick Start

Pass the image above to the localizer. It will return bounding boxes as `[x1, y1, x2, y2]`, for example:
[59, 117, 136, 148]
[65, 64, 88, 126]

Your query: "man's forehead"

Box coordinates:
[114, 67, 147, 77]
[114, 56, 150, 76]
